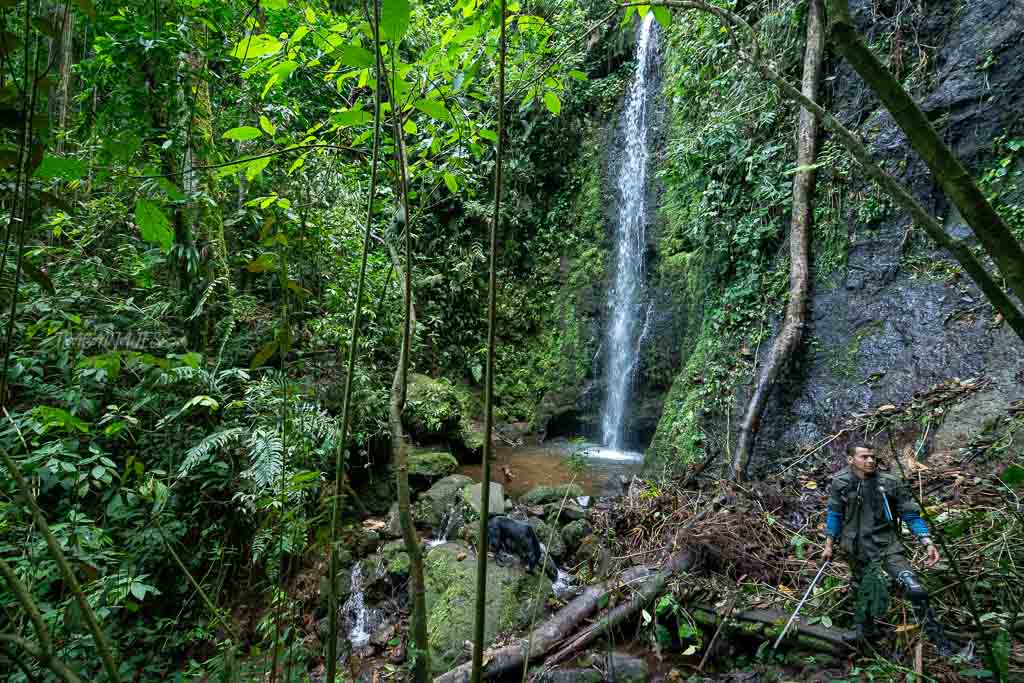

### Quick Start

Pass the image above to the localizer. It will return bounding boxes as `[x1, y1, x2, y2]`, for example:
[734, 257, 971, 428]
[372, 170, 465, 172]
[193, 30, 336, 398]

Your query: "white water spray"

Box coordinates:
[602, 13, 659, 450]
[342, 562, 371, 647]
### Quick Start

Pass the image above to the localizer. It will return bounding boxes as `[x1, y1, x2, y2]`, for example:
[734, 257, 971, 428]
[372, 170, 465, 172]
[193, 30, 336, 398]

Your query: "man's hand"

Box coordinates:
[821, 537, 833, 563]
[924, 542, 940, 567]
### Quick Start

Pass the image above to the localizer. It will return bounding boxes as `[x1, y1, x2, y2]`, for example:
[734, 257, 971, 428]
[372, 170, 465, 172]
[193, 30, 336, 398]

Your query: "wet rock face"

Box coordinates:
[756, 0, 1024, 468]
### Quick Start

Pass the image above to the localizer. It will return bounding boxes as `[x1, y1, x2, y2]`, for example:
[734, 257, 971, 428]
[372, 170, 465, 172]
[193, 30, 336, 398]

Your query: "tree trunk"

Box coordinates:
[186, 49, 235, 355]
[731, 0, 824, 481]
[824, 0, 1024, 305]
[544, 550, 696, 667]
[687, 604, 853, 653]
[646, 1, 1024, 341]
[386, 69, 431, 676]
[435, 564, 662, 683]
[48, 3, 74, 154]
[385, 235, 429, 681]
[471, 2, 507, 680]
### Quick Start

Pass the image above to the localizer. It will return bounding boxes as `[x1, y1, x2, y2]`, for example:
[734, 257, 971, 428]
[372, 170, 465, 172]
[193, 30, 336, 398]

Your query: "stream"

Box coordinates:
[457, 437, 644, 498]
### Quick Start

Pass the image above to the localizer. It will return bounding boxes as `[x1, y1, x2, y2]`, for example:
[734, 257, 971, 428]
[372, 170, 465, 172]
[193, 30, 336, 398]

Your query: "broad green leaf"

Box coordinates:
[271, 60, 299, 79]
[1000, 463, 1024, 488]
[543, 91, 561, 115]
[35, 406, 90, 433]
[403, 120, 417, 135]
[413, 98, 452, 123]
[259, 115, 276, 136]
[637, 4, 650, 17]
[652, 6, 671, 28]
[450, 23, 481, 45]
[134, 199, 173, 252]
[34, 154, 86, 180]
[263, 0, 286, 9]
[230, 34, 281, 60]
[443, 172, 458, 193]
[156, 177, 185, 201]
[246, 156, 271, 180]
[620, 6, 636, 27]
[478, 128, 498, 142]
[223, 126, 262, 141]
[381, 0, 410, 41]
[568, 69, 588, 81]
[333, 43, 373, 68]
[332, 109, 373, 127]
[246, 254, 277, 272]
[290, 26, 309, 45]
[304, 6, 316, 23]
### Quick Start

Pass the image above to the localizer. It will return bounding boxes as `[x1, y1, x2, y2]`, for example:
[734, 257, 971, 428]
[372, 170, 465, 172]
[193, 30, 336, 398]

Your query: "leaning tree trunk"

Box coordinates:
[435, 559, 689, 683]
[644, 1, 1024, 340]
[824, 0, 1024, 304]
[731, 0, 825, 481]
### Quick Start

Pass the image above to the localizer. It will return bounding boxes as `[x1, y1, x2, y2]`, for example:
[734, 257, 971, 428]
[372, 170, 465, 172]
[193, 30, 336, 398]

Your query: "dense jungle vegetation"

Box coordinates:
[2, 0, 1023, 680]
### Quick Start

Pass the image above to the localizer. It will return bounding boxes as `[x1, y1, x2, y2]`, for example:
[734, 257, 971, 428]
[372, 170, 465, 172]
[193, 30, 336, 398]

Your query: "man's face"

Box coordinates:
[848, 447, 877, 478]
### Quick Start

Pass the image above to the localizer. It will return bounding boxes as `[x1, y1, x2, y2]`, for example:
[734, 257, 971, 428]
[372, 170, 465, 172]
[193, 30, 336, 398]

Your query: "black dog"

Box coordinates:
[487, 516, 542, 573]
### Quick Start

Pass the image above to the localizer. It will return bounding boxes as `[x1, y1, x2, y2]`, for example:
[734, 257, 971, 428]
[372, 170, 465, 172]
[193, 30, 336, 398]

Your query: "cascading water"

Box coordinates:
[601, 13, 659, 450]
[342, 562, 371, 647]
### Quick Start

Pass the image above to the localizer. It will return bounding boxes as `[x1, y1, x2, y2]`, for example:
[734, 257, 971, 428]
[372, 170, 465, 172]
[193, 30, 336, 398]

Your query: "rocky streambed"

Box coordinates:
[313, 468, 626, 679]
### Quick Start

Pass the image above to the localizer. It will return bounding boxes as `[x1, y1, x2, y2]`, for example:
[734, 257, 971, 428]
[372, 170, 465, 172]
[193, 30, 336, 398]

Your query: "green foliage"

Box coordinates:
[648, 0, 846, 472]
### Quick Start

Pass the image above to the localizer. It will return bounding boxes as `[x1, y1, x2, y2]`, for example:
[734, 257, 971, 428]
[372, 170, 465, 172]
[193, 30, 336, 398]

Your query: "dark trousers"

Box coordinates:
[848, 551, 949, 649]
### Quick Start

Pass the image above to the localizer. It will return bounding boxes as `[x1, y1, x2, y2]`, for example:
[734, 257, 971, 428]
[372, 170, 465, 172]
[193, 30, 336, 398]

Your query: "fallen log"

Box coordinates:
[544, 550, 696, 667]
[689, 604, 855, 653]
[433, 558, 685, 682]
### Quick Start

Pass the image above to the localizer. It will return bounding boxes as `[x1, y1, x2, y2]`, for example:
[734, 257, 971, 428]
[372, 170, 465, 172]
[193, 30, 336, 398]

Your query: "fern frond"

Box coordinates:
[188, 275, 228, 321]
[178, 427, 246, 480]
[242, 427, 284, 493]
[157, 366, 209, 386]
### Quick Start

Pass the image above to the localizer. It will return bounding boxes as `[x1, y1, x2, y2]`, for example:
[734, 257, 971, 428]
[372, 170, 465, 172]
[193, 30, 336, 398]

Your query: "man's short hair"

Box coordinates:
[846, 440, 876, 457]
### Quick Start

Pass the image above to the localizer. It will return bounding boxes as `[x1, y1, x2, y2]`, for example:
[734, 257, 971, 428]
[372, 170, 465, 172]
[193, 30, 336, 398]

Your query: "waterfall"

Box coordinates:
[427, 501, 462, 548]
[601, 13, 659, 450]
[342, 562, 371, 647]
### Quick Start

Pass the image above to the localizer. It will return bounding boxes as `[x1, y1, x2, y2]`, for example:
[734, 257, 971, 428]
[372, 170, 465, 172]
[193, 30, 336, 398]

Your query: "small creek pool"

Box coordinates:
[457, 437, 644, 499]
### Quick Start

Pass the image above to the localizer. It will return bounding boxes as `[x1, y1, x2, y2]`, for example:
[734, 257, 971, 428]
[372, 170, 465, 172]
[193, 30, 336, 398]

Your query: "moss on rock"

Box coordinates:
[520, 484, 584, 506]
[424, 541, 553, 673]
[408, 448, 458, 480]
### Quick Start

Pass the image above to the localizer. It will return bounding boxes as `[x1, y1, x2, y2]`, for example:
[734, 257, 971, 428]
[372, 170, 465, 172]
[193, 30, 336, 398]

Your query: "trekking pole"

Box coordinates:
[773, 559, 830, 649]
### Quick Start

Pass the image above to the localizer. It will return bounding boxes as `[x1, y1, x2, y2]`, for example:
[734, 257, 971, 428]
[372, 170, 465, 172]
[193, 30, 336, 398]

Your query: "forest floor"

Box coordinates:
[280, 382, 1024, 682]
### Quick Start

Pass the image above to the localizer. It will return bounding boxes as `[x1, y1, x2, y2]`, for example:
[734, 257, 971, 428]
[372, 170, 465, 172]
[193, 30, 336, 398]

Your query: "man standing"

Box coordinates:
[822, 442, 953, 655]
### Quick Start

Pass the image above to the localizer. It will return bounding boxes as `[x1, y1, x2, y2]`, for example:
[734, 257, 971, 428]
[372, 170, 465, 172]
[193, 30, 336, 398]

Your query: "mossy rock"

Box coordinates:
[520, 484, 584, 506]
[528, 518, 565, 559]
[318, 568, 352, 611]
[381, 540, 410, 577]
[450, 383, 486, 457]
[561, 519, 593, 554]
[404, 374, 462, 442]
[420, 474, 474, 528]
[408, 447, 459, 484]
[424, 542, 553, 673]
[465, 481, 505, 516]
